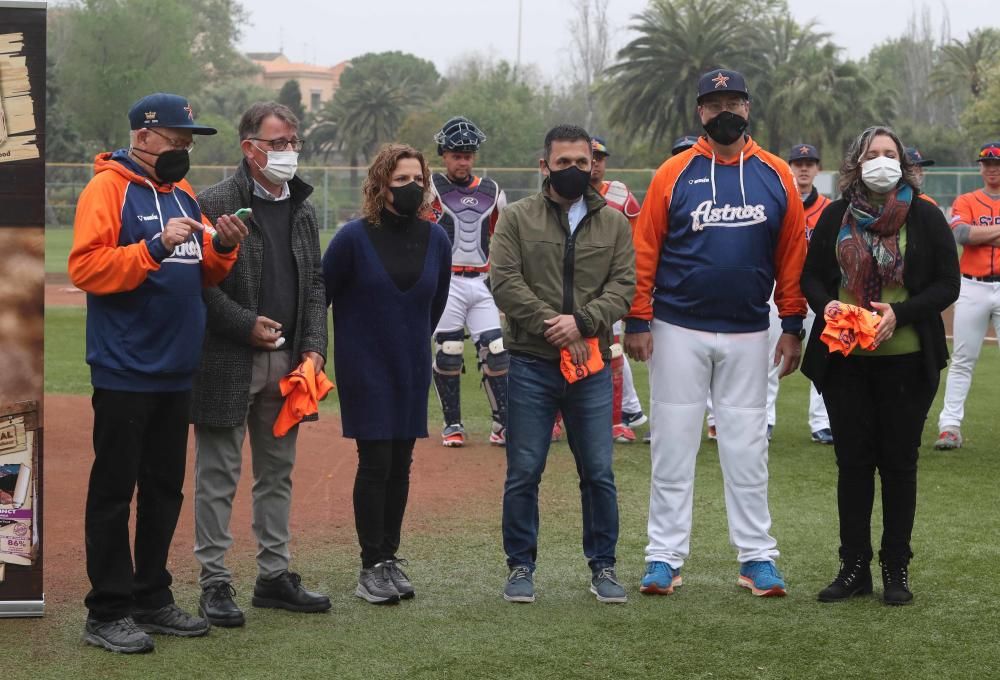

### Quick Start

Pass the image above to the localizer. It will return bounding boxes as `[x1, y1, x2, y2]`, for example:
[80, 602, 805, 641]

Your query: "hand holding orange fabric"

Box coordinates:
[273, 357, 335, 437]
[820, 301, 880, 356]
[560, 337, 604, 383]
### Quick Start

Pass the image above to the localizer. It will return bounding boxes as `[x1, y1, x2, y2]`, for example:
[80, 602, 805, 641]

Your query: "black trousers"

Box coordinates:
[84, 389, 190, 620]
[354, 439, 415, 568]
[821, 353, 938, 563]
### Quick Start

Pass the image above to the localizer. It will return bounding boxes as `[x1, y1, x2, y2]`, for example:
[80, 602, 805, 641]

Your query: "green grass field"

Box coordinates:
[27, 284, 1000, 678]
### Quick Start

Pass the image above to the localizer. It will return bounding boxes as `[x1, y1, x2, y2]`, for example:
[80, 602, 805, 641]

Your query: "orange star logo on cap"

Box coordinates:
[799, 146, 811, 155]
[183, 105, 194, 120]
[712, 72, 730, 88]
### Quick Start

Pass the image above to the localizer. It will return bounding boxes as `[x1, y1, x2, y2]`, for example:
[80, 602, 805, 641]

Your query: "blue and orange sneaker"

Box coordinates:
[639, 561, 682, 595]
[738, 560, 787, 597]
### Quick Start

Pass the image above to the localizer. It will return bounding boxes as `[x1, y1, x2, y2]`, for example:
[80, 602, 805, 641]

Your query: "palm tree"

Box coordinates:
[601, 0, 757, 146]
[932, 28, 1000, 98]
[746, 14, 831, 152]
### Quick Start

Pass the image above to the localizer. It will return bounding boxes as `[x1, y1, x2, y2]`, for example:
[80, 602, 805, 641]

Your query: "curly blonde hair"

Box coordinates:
[361, 143, 432, 224]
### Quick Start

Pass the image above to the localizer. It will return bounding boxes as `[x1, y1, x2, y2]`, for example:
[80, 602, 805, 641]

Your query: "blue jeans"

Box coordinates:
[502, 353, 619, 572]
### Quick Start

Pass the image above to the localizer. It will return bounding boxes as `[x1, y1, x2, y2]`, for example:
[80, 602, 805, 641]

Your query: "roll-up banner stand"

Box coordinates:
[0, 0, 46, 618]
[0, 402, 42, 616]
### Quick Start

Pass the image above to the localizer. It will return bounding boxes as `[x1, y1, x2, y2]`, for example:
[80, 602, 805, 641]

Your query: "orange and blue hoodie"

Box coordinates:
[68, 150, 238, 391]
[625, 136, 807, 334]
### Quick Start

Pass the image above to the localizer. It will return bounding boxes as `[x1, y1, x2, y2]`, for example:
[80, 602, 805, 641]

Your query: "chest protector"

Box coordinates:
[433, 173, 499, 267]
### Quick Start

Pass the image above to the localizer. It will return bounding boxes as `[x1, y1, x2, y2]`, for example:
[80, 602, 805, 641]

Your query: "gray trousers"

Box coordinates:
[194, 350, 298, 587]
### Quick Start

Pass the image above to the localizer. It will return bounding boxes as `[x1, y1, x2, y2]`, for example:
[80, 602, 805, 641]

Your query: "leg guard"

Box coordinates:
[433, 329, 465, 426]
[610, 335, 624, 426]
[476, 329, 509, 427]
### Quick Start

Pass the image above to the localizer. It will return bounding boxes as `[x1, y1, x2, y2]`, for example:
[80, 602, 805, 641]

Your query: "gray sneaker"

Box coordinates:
[133, 603, 210, 637]
[590, 567, 627, 603]
[386, 559, 415, 599]
[503, 565, 535, 603]
[83, 616, 154, 654]
[355, 562, 401, 604]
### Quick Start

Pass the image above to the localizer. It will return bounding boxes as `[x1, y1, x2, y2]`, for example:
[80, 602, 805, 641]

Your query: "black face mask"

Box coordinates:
[703, 111, 748, 146]
[546, 163, 591, 201]
[389, 181, 424, 217]
[134, 146, 191, 183]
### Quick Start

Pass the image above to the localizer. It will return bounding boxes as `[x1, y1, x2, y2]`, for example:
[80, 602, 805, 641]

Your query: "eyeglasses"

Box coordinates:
[979, 146, 1000, 159]
[250, 137, 305, 152]
[700, 99, 748, 115]
[145, 127, 194, 152]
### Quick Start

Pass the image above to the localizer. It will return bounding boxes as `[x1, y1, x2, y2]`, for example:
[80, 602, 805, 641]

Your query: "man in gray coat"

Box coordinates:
[192, 102, 330, 626]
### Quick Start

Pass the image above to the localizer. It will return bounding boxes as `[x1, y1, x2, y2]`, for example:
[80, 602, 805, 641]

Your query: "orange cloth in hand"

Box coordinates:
[820, 301, 881, 356]
[273, 357, 335, 437]
[560, 337, 605, 383]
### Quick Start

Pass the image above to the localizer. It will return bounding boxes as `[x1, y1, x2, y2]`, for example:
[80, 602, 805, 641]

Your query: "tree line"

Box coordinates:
[47, 0, 999, 169]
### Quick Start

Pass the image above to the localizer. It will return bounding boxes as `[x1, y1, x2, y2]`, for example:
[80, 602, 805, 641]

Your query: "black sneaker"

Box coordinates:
[622, 410, 648, 428]
[356, 562, 401, 604]
[252, 571, 332, 613]
[386, 559, 415, 600]
[199, 582, 245, 627]
[83, 616, 154, 654]
[133, 604, 210, 637]
[817, 556, 872, 602]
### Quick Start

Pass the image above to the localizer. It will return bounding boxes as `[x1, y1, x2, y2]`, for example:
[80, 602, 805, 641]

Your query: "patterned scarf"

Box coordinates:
[836, 184, 911, 310]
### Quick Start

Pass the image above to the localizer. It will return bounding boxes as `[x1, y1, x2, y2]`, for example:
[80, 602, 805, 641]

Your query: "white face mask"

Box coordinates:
[861, 155, 902, 194]
[255, 148, 298, 184]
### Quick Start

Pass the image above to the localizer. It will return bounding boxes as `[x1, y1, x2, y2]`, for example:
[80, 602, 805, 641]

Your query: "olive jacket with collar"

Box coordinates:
[490, 181, 636, 362]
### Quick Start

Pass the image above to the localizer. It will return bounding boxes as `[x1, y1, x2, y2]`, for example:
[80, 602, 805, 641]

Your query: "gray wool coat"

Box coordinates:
[191, 160, 328, 427]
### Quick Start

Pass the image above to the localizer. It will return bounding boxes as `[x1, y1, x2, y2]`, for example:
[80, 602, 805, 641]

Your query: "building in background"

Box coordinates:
[248, 53, 348, 113]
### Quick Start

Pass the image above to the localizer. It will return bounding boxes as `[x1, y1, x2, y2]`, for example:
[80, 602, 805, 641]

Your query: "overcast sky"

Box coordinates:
[237, 0, 1000, 78]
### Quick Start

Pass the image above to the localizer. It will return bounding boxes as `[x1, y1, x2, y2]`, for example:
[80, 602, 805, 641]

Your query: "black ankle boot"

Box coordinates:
[880, 559, 913, 606]
[817, 555, 873, 602]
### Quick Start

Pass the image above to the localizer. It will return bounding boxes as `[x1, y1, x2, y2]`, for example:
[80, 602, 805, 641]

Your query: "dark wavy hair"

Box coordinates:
[361, 143, 432, 224]
[838, 125, 921, 199]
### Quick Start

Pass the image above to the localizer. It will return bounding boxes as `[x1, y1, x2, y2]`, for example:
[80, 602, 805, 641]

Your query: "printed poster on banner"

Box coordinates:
[0, 418, 34, 575]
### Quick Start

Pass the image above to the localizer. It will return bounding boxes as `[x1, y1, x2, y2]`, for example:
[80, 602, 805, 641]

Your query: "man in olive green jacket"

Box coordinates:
[490, 124, 635, 605]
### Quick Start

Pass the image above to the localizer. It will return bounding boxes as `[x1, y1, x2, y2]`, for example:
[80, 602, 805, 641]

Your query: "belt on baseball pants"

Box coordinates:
[962, 274, 1000, 283]
[453, 270, 485, 278]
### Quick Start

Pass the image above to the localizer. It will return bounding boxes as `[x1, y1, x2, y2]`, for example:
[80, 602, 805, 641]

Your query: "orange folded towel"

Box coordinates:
[273, 357, 335, 438]
[559, 337, 605, 384]
[820, 301, 881, 356]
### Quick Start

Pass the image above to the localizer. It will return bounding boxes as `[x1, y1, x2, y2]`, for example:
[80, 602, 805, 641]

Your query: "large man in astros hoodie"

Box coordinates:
[623, 70, 807, 599]
[68, 93, 247, 654]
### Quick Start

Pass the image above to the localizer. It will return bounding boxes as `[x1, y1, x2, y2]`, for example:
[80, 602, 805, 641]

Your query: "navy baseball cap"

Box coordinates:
[671, 135, 699, 155]
[128, 93, 217, 135]
[696, 69, 750, 103]
[788, 144, 820, 163]
[977, 142, 1000, 162]
[591, 136, 610, 156]
[905, 147, 934, 167]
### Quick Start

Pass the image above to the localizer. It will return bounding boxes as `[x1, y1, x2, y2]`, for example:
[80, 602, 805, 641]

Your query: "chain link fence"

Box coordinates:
[45, 164, 982, 229]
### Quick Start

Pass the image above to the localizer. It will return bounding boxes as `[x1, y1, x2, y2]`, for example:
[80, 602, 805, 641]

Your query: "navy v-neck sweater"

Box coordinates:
[322, 216, 452, 439]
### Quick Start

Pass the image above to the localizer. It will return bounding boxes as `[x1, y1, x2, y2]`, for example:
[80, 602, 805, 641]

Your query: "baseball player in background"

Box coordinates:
[906, 147, 939, 206]
[934, 141, 1000, 450]
[590, 136, 646, 443]
[624, 69, 807, 598]
[789, 143, 834, 444]
[430, 117, 509, 447]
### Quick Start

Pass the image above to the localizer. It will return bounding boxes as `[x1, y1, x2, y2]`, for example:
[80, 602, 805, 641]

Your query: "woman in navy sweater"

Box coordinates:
[323, 144, 451, 604]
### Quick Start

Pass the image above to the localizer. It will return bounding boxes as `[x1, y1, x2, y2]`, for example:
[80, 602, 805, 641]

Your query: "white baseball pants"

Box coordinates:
[646, 320, 779, 568]
[434, 273, 501, 341]
[938, 277, 1000, 431]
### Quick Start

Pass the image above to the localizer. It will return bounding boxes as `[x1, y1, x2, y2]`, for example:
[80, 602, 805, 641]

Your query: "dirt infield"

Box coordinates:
[43, 394, 506, 604]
